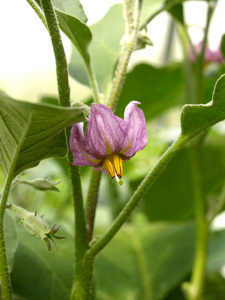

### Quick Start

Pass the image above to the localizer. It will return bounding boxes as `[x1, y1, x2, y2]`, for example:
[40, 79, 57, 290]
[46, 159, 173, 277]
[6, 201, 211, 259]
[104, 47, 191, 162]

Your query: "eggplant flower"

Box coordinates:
[69, 101, 147, 185]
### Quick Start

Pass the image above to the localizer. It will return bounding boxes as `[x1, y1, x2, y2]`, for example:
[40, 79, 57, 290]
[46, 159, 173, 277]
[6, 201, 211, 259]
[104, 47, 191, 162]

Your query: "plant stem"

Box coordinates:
[195, 3, 215, 104]
[176, 23, 196, 104]
[85, 170, 102, 241]
[26, 0, 48, 29]
[107, 0, 143, 111]
[40, 0, 70, 107]
[181, 4, 217, 299]
[68, 152, 89, 300]
[0, 174, 13, 300]
[86, 134, 190, 258]
[86, 63, 101, 104]
[40, 1, 89, 298]
[183, 139, 209, 300]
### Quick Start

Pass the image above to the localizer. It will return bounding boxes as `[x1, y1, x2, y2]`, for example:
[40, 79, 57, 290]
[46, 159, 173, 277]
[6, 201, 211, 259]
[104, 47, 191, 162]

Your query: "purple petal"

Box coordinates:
[120, 101, 147, 158]
[69, 123, 103, 168]
[85, 104, 127, 156]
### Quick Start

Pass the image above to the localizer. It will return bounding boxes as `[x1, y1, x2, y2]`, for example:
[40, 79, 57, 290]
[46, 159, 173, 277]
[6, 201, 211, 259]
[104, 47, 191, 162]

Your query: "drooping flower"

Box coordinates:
[189, 41, 223, 64]
[69, 101, 147, 184]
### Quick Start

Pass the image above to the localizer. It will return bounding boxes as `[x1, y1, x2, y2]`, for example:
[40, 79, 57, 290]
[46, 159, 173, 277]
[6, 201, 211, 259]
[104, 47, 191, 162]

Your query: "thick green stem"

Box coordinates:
[86, 135, 190, 258]
[40, 0, 70, 107]
[182, 139, 209, 300]
[68, 152, 89, 300]
[0, 175, 13, 300]
[85, 170, 102, 241]
[40, 1, 89, 298]
[107, 0, 143, 111]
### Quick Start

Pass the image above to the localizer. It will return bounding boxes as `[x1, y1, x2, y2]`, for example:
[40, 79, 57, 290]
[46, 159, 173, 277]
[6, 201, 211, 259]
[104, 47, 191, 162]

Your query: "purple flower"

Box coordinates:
[69, 101, 147, 184]
[190, 41, 223, 63]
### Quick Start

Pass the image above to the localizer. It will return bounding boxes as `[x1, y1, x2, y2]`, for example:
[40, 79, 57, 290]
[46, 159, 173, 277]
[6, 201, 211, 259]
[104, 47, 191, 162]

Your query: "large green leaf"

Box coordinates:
[116, 63, 185, 119]
[69, 4, 124, 93]
[139, 141, 225, 222]
[10, 223, 225, 300]
[0, 92, 86, 176]
[11, 228, 73, 300]
[181, 74, 225, 138]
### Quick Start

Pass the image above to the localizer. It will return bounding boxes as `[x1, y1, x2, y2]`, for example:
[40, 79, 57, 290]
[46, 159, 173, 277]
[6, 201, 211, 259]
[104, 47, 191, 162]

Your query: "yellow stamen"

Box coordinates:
[112, 153, 123, 179]
[103, 154, 124, 185]
[103, 156, 115, 178]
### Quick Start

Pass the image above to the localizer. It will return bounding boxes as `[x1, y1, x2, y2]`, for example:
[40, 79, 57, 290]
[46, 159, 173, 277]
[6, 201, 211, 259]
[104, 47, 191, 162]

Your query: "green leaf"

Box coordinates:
[95, 223, 194, 300]
[181, 74, 225, 138]
[69, 4, 124, 92]
[56, 9, 92, 64]
[139, 141, 225, 222]
[11, 228, 73, 300]
[10, 223, 225, 300]
[116, 63, 185, 119]
[53, 0, 87, 23]
[203, 273, 225, 300]
[167, 3, 184, 24]
[0, 92, 86, 176]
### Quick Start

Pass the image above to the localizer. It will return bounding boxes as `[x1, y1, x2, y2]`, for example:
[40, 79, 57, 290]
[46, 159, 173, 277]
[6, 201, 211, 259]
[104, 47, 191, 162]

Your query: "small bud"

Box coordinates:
[17, 178, 61, 192]
[135, 31, 153, 50]
[7, 204, 66, 251]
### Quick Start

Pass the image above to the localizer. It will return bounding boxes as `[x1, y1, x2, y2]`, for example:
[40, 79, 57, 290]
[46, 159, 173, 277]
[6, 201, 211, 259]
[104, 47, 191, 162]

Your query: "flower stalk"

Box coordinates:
[85, 170, 102, 241]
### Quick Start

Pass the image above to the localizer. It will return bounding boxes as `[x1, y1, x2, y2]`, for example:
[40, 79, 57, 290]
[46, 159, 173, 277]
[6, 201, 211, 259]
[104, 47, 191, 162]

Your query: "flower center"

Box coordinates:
[103, 153, 123, 185]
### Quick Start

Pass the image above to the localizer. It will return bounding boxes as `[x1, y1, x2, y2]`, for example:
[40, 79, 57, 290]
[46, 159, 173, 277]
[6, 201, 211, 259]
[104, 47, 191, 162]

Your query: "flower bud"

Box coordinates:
[7, 204, 65, 251]
[17, 178, 61, 192]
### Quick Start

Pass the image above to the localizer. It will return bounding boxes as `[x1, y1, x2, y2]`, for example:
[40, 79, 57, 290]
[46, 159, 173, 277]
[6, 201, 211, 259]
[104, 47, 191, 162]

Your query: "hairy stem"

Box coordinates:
[85, 170, 102, 241]
[183, 139, 209, 300]
[40, 1, 89, 298]
[40, 0, 70, 107]
[0, 174, 13, 300]
[107, 0, 143, 111]
[86, 134, 190, 258]
[26, 0, 48, 29]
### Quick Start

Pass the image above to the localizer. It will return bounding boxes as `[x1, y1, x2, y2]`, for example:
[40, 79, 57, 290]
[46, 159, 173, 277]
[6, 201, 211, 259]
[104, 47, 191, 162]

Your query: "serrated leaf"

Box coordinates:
[0, 92, 86, 177]
[181, 75, 225, 137]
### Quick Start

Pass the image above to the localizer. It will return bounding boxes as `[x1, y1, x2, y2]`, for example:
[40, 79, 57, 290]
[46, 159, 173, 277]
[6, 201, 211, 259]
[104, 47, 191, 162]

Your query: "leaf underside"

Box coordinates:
[0, 92, 86, 176]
